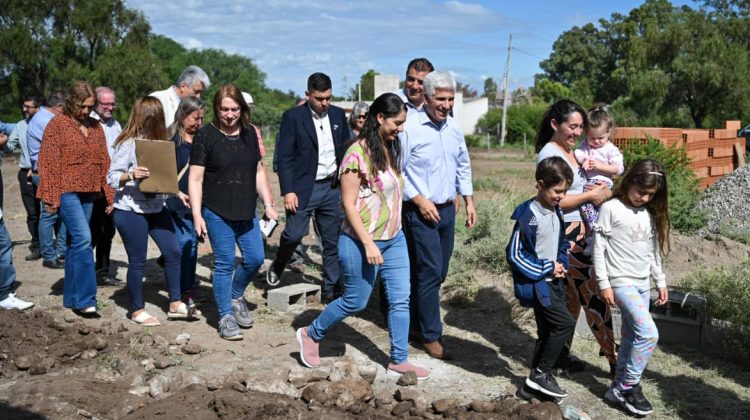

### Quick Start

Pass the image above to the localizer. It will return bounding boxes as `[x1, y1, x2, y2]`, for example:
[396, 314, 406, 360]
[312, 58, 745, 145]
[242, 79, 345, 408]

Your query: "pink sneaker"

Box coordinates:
[296, 327, 320, 368]
[386, 360, 431, 380]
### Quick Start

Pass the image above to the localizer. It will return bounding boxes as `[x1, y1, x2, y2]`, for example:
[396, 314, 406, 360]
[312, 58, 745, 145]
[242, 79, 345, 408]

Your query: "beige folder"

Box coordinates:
[134, 139, 178, 194]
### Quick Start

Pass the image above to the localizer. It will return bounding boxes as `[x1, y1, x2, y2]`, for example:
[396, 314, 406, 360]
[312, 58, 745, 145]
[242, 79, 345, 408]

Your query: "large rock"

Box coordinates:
[396, 371, 418, 386]
[301, 381, 333, 405]
[512, 401, 563, 420]
[328, 360, 360, 382]
[395, 387, 428, 412]
[433, 398, 459, 414]
[246, 379, 300, 399]
[149, 375, 170, 398]
[288, 366, 329, 388]
[14, 355, 34, 370]
[358, 364, 378, 384]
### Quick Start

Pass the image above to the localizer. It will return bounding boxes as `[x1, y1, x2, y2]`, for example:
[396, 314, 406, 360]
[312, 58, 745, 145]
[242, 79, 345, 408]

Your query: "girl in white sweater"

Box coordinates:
[593, 159, 670, 417]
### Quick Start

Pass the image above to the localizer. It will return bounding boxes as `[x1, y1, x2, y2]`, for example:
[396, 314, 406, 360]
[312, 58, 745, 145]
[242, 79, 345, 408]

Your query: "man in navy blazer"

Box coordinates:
[268, 73, 350, 301]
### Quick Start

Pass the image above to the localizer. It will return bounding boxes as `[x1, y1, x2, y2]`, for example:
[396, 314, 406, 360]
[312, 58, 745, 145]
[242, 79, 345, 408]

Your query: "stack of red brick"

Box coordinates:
[612, 121, 746, 189]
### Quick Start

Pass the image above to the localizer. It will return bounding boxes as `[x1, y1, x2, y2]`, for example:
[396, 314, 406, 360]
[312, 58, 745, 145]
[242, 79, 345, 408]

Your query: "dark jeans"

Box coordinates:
[273, 182, 341, 295]
[531, 280, 576, 373]
[113, 208, 181, 312]
[89, 196, 116, 277]
[18, 168, 40, 250]
[402, 201, 456, 343]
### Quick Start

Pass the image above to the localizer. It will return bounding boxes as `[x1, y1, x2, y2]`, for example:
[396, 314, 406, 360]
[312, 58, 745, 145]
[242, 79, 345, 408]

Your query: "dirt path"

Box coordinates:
[1, 150, 749, 419]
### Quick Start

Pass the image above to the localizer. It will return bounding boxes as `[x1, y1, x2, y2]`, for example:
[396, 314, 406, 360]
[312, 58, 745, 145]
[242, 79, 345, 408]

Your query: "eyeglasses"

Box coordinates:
[22, 104, 38, 109]
[357, 114, 367, 120]
[98, 102, 117, 108]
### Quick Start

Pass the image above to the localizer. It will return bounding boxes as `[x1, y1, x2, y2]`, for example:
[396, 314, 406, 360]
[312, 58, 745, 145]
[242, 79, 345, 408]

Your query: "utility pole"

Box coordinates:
[342, 76, 348, 100]
[500, 34, 512, 147]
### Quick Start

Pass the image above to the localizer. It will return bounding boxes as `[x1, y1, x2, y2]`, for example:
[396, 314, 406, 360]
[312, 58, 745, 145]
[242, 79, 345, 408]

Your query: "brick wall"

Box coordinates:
[612, 121, 746, 189]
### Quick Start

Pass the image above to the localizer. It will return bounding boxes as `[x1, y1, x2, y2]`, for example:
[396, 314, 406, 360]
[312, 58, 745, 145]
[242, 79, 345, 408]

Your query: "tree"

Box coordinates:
[350, 69, 379, 101]
[456, 81, 478, 98]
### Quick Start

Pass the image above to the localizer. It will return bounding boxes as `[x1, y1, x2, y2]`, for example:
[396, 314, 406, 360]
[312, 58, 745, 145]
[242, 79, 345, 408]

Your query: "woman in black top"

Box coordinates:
[188, 83, 277, 340]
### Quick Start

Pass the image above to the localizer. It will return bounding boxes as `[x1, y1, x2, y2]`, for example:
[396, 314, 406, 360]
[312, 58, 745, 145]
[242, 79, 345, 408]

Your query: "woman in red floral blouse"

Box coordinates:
[37, 81, 114, 316]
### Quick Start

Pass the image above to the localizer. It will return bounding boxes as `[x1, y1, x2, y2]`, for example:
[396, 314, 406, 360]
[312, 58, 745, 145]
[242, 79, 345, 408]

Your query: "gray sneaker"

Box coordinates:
[218, 314, 243, 341]
[231, 298, 254, 328]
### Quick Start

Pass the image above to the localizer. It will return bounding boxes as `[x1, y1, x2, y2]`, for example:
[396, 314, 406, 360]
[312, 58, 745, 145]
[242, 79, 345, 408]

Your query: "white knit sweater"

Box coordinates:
[592, 198, 667, 290]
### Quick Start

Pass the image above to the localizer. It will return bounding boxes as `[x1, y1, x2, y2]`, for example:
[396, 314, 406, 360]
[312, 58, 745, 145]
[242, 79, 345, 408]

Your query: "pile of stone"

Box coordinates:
[698, 164, 750, 234]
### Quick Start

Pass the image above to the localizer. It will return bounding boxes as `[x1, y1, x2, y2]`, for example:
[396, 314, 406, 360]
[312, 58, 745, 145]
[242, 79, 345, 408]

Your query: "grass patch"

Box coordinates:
[717, 221, 750, 245]
[679, 261, 750, 360]
[445, 190, 526, 306]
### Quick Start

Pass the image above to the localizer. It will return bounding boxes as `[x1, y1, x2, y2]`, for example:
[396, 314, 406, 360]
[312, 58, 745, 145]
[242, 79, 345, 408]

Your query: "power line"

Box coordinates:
[511, 47, 545, 60]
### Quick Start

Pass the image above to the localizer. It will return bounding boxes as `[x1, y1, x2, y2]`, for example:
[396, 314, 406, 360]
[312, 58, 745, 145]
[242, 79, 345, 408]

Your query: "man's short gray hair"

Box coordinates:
[423, 71, 456, 98]
[176, 65, 211, 89]
[95, 86, 115, 100]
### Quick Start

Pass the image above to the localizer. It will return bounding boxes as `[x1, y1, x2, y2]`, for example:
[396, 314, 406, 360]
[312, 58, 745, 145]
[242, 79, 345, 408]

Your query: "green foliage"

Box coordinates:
[620, 138, 707, 233]
[478, 103, 547, 145]
[539, 0, 750, 127]
[680, 260, 750, 359]
[444, 193, 525, 306]
[0, 1, 296, 129]
[350, 69, 379, 101]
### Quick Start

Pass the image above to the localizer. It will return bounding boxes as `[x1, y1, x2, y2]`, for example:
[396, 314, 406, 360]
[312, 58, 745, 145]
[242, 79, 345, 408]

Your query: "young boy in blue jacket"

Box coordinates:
[506, 156, 575, 399]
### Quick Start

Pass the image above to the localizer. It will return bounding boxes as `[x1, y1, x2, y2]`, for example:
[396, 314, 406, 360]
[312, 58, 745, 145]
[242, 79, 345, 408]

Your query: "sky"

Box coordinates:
[126, 0, 696, 98]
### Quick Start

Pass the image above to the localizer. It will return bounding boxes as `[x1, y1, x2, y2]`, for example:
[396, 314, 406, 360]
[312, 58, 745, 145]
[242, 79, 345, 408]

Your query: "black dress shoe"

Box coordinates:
[98, 275, 123, 286]
[25, 249, 42, 261]
[42, 259, 64, 269]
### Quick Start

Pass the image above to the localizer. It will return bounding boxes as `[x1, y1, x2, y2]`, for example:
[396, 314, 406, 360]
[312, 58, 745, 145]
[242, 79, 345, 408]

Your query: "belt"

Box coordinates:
[434, 200, 454, 209]
[315, 175, 335, 183]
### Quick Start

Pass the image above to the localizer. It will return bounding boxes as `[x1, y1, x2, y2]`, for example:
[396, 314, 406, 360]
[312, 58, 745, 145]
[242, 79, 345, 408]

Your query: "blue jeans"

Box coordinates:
[170, 211, 198, 294]
[0, 218, 18, 301]
[402, 201, 456, 343]
[309, 232, 411, 364]
[203, 207, 264, 318]
[58, 192, 95, 309]
[113, 208, 181, 312]
[33, 175, 67, 261]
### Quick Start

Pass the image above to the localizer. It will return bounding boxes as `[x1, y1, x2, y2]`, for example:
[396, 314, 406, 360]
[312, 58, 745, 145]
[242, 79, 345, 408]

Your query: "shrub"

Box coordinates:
[620, 138, 707, 233]
[444, 191, 525, 305]
[679, 261, 750, 359]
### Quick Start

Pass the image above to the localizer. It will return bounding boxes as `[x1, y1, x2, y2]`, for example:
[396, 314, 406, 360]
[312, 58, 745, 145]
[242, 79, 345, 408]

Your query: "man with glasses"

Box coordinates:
[151, 65, 211, 127]
[27, 91, 67, 269]
[396, 58, 434, 114]
[89, 87, 123, 286]
[6, 95, 46, 260]
[267, 73, 350, 303]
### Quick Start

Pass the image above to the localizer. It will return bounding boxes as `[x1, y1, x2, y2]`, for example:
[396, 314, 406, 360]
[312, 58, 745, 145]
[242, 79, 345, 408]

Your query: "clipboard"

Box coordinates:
[134, 139, 179, 194]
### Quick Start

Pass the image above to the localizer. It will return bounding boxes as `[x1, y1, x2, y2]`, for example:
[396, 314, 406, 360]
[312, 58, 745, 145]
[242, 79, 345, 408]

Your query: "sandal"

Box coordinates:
[167, 302, 196, 320]
[131, 311, 161, 326]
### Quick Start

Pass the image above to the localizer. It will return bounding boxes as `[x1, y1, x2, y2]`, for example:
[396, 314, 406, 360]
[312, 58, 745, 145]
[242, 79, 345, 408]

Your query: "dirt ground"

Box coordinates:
[1, 150, 749, 419]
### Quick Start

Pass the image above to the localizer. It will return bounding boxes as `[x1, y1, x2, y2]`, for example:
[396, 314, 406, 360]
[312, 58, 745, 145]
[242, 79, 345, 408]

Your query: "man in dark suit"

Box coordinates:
[268, 73, 350, 302]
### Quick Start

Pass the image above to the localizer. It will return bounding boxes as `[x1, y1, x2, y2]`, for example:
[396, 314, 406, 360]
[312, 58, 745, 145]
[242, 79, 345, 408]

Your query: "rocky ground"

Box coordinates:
[1, 152, 749, 419]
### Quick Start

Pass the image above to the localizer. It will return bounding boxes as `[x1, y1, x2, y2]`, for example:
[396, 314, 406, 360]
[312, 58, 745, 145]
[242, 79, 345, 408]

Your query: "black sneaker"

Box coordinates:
[605, 383, 653, 416]
[266, 265, 282, 287]
[525, 369, 567, 398]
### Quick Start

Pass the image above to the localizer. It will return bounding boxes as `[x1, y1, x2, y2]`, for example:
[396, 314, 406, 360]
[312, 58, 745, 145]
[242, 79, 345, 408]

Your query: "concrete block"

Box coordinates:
[267, 283, 321, 312]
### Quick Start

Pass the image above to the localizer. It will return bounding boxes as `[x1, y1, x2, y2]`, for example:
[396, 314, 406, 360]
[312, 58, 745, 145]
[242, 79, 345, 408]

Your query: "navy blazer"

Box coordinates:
[276, 103, 351, 209]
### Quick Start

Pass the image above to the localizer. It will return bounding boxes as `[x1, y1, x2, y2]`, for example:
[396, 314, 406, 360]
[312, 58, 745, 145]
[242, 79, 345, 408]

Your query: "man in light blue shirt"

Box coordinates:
[400, 71, 477, 360]
[6, 94, 46, 260]
[27, 91, 67, 269]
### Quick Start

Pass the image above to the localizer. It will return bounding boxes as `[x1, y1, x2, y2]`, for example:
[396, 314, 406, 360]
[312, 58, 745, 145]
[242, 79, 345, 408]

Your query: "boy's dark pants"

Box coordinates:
[531, 280, 576, 372]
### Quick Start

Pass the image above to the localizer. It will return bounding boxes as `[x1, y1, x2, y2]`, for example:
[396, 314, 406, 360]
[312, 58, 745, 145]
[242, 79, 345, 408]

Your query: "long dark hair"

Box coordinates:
[535, 99, 586, 153]
[357, 93, 406, 175]
[614, 159, 671, 255]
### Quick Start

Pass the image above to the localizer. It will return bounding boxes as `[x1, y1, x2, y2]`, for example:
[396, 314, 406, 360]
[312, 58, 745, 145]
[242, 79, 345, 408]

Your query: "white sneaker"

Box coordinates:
[0, 293, 35, 310]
